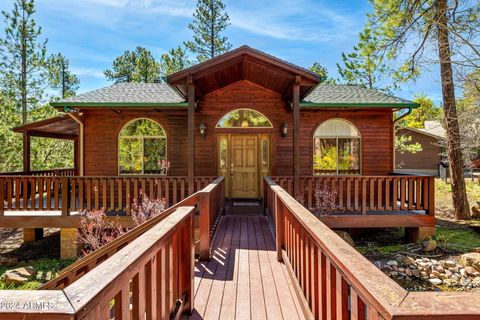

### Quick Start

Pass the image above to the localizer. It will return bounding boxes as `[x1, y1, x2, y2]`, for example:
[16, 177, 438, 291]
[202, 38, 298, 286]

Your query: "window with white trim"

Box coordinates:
[313, 119, 361, 175]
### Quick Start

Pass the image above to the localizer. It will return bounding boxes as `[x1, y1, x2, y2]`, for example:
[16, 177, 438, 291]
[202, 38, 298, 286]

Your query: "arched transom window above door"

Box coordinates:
[313, 119, 361, 175]
[216, 109, 273, 128]
[118, 118, 168, 174]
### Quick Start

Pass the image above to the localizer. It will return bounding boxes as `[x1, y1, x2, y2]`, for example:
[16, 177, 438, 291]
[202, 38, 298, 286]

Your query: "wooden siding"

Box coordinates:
[396, 128, 441, 171]
[82, 80, 394, 178]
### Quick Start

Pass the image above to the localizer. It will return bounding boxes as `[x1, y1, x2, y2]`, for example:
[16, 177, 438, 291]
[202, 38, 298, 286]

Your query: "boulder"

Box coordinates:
[0, 266, 36, 286]
[423, 239, 437, 252]
[459, 253, 480, 271]
[334, 231, 355, 247]
[470, 201, 480, 219]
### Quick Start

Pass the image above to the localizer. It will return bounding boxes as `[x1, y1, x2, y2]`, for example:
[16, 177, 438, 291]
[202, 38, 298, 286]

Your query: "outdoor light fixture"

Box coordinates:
[199, 123, 207, 137]
[282, 123, 288, 137]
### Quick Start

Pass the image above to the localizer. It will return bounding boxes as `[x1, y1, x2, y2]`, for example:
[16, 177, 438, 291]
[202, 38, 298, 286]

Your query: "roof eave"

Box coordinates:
[299, 102, 420, 108]
[50, 101, 188, 109]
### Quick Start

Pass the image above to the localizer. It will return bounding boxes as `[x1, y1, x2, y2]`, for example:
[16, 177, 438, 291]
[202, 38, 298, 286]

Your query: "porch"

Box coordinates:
[0, 176, 477, 319]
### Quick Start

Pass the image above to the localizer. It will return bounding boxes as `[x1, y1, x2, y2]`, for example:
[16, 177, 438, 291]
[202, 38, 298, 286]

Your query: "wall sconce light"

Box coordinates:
[199, 123, 207, 138]
[281, 123, 288, 137]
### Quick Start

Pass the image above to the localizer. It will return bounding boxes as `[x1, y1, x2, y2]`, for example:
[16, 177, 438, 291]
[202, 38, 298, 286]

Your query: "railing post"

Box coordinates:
[198, 191, 211, 260]
[0, 177, 4, 216]
[179, 209, 195, 315]
[275, 193, 284, 262]
[61, 177, 69, 216]
[428, 176, 435, 216]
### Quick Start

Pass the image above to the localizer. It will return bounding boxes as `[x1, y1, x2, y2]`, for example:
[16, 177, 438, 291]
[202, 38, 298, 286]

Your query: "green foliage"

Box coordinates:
[160, 46, 193, 76]
[0, 0, 48, 124]
[435, 226, 480, 253]
[395, 135, 423, 154]
[309, 62, 336, 84]
[398, 95, 441, 129]
[336, 27, 394, 92]
[104, 47, 160, 83]
[46, 53, 79, 99]
[184, 0, 232, 62]
[0, 93, 22, 172]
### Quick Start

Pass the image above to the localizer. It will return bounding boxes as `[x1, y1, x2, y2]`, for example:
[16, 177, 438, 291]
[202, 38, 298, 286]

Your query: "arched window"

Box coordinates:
[118, 119, 167, 174]
[313, 119, 361, 175]
[216, 109, 273, 128]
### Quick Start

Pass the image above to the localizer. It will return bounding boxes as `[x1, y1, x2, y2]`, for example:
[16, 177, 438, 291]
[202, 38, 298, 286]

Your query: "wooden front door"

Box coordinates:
[230, 135, 258, 198]
[218, 134, 270, 198]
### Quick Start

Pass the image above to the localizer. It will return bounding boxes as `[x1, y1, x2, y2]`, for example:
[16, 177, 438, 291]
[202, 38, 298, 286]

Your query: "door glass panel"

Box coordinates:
[219, 137, 228, 170]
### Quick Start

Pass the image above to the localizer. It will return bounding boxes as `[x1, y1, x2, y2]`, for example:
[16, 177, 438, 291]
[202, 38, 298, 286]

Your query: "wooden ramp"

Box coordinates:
[190, 215, 305, 320]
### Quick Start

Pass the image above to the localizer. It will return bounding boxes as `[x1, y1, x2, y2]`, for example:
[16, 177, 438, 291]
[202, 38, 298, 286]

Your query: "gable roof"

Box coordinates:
[167, 45, 320, 100]
[301, 84, 418, 108]
[50, 82, 186, 108]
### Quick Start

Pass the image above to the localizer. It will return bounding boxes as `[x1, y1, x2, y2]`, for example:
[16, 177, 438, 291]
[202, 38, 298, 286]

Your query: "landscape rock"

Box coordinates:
[470, 201, 480, 219]
[0, 266, 36, 286]
[423, 239, 437, 252]
[429, 278, 442, 285]
[460, 253, 480, 271]
[387, 260, 398, 267]
[401, 256, 415, 265]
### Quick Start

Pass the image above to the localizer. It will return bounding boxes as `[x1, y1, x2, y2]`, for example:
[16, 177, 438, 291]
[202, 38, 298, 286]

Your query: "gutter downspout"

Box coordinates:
[392, 107, 413, 173]
[67, 112, 84, 176]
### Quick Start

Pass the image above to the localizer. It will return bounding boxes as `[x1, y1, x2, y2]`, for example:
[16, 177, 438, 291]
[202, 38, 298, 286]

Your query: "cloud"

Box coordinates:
[71, 67, 105, 78]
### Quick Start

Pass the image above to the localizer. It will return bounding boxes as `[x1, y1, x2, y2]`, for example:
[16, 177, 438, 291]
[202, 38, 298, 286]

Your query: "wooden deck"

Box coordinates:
[191, 215, 305, 320]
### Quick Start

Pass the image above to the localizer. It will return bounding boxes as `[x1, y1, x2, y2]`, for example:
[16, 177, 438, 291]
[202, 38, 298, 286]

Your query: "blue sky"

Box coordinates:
[1, 0, 443, 102]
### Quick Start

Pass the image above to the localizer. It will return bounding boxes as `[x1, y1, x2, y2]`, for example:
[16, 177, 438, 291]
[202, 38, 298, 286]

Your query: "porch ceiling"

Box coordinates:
[13, 114, 79, 140]
[167, 46, 320, 100]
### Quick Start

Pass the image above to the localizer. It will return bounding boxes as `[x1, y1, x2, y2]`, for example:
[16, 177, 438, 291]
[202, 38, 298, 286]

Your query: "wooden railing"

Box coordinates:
[0, 168, 76, 176]
[271, 175, 435, 216]
[264, 177, 480, 320]
[0, 175, 216, 215]
[40, 176, 224, 290]
[0, 177, 225, 319]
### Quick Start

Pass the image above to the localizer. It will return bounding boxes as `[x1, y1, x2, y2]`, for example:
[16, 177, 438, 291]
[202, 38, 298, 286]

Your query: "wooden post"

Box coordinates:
[61, 177, 69, 216]
[198, 191, 211, 260]
[74, 138, 79, 176]
[293, 76, 301, 196]
[187, 76, 195, 195]
[275, 194, 284, 262]
[60, 228, 79, 259]
[23, 132, 30, 174]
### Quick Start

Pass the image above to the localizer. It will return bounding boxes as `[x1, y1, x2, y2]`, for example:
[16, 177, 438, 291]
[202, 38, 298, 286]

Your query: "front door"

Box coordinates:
[218, 134, 271, 198]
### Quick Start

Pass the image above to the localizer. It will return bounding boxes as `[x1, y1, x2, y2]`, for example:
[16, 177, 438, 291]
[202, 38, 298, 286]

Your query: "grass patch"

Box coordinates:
[435, 226, 480, 253]
[0, 258, 74, 290]
[436, 179, 480, 217]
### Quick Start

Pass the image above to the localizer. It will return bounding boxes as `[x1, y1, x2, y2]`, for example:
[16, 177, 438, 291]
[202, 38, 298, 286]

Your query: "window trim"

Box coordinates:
[313, 118, 362, 175]
[118, 118, 168, 175]
[215, 108, 273, 129]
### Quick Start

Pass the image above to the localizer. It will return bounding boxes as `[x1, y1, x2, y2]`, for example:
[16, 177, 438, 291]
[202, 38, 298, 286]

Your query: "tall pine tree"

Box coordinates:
[369, 0, 480, 218]
[309, 62, 335, 84]
[337, 27, 393, 92]
[0, 0, 47, 124]
[47, 53, 79, 99]
[184, 0, 232, 62]
[160, 46, 193, 76]
[104, 47, 160, 83]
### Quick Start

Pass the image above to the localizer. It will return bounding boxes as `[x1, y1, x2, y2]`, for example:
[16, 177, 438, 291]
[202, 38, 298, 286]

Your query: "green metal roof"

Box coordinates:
[301, 84, 418, 108]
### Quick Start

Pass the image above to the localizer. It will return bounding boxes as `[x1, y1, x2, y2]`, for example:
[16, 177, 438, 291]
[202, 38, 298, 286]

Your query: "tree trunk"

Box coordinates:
[21, 19, 27, 124]
[436, 0, 470, 219]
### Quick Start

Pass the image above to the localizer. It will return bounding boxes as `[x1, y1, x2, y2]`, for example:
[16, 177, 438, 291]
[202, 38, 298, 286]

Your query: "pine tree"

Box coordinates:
[0, 0, 47, 124]
[104, 47, 160, 83]
[337, 27, 393, 92]
[47, 53, 79, 99]
[369, 0, 480, 218]
[184, 0, 232, 62]
[309, 62, 335, 84]
[160, 46, 193, 76]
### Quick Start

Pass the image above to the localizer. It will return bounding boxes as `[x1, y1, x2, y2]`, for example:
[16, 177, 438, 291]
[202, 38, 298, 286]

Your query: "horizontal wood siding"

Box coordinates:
[396, 128, 441, 171]
[81, 81, 394, 178]
[84, 109, 188, 176]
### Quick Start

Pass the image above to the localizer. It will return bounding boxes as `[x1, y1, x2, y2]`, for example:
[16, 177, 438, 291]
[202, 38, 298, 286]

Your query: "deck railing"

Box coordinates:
[0, 168, 76, 176]
[0, 175, 216, 215]
[264, 177, 480, 320]
[0, 177, 225, 319]
[271, 175, 435, 216]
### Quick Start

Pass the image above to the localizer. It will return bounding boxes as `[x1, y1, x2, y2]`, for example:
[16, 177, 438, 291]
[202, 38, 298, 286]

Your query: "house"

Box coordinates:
[2, 46, 436, 258]
[395, 121, 445, 176]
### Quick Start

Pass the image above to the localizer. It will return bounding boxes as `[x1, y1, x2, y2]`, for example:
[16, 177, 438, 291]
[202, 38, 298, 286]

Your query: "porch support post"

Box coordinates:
[23, 131, 31, 174]
[74, 138, 79, 176]
[293, 75, 301, 196]
[187, 76, 195, 194]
